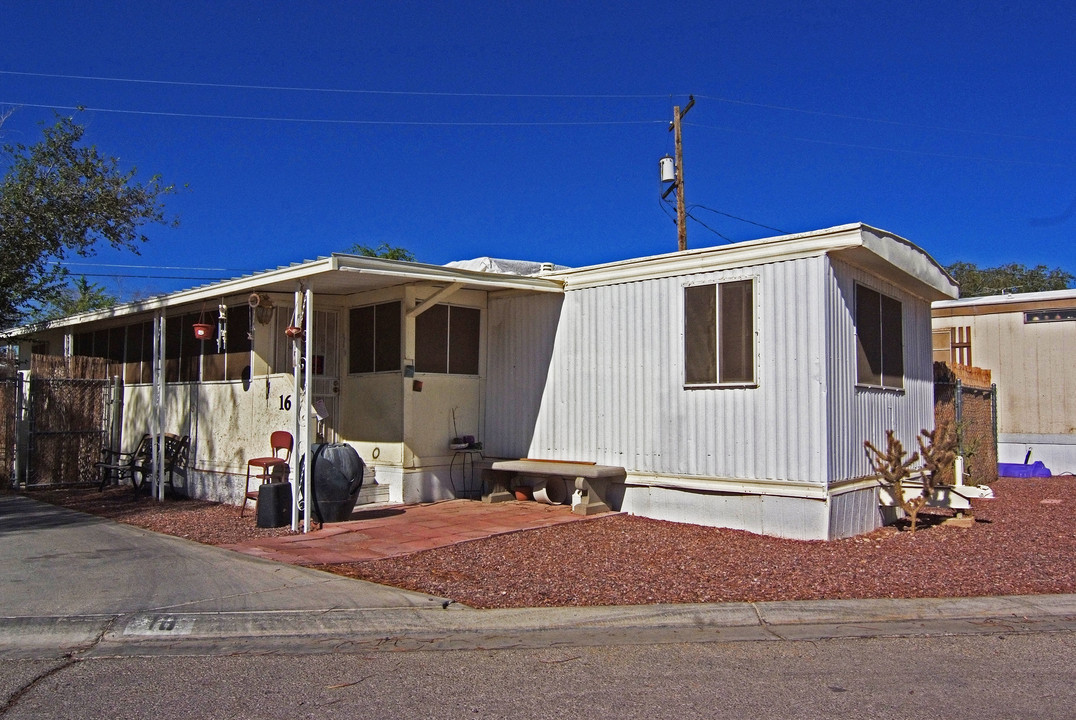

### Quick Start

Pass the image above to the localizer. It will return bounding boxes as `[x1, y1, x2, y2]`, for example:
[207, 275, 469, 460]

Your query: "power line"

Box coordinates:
[6, 70, 1062, 145]
[684, 120, 1073, 168]
[693, 93, 1070, 145]
[1, 101, 665, 127]
[69, 273, 231, 280]
[684, 210, 731, 242]
[5, 68, 1067, 145]
[689, 205, 787, 234]
[53, 261, 252, 272]
[0, 70, 674, 100]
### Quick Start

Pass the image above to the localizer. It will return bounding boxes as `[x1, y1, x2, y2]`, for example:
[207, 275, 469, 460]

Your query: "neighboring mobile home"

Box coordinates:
[932, 289, 1076, 474]
[3, 223, 957, 539]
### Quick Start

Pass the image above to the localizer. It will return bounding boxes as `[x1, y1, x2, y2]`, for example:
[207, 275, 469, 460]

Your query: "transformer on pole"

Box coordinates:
[660, 95, 694, 252]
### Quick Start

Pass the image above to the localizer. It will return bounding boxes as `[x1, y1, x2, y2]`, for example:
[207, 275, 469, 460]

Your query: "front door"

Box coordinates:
[310, 310, 339, 443]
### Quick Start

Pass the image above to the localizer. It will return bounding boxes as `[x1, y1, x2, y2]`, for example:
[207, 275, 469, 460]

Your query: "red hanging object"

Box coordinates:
[193, 302, 214, 340]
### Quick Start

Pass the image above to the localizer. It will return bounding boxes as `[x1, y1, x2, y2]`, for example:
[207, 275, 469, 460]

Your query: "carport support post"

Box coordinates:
[290, 284, 315, 533]
[290, 287, 302, 531]
[302, 286, 313, 533]
[152, 312, 166, 502]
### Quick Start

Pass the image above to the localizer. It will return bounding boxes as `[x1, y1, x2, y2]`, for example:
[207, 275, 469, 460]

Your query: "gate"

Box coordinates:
[0, 378, 18, 489]
[26, 377, 111, 487]
[934, 379, 998, 485]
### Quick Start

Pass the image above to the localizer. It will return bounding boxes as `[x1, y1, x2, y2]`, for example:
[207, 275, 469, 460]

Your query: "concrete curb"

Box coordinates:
[4, 593, 1074, 658]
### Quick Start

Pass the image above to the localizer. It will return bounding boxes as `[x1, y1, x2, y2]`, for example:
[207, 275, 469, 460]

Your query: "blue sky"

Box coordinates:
[1, 0, 1073, 299]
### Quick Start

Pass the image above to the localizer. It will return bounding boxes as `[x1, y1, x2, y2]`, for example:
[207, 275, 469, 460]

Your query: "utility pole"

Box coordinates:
[661, 95, 694, 252]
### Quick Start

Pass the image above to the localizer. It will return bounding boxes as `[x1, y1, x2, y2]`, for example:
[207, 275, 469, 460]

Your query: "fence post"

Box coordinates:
[13, 371, 29, 487]
[954, 379, 964, 456]
[107, 375, 125, 452]
[991, 382, 998, 460]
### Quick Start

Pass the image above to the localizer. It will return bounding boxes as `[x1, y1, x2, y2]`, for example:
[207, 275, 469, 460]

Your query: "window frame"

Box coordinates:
[415, 303, 482, 376]
[199, 306, 253, 383]
[73, 305, 253, 385]
[348, 301, 403, 375]
[854, 283, 905, 390]
[683, 277, 758, 389]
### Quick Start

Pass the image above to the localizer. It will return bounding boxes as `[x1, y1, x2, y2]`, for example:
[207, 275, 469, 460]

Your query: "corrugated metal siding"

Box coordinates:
[825, 257, 937, 483]
[488, 253, 936, 496]
[484, 292, 564, 458]
[516, 256, 832, 483]
[623, 486, 831, 539]
[828, 486, 882, 538]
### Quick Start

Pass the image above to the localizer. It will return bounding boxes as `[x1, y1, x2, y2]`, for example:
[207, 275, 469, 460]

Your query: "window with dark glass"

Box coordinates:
[415, 304, 449, 373]
[73, 327, 124, 374]
[449, 306, 481, 375]
[201, 307, 252, 381]
[123, 321, 152, 384]
[684, 279, 755, 386]
[416, 304, 481, 375]
[73, 331, 93, 357]
[349, 301, 402, 374]
[225, 307, 253, 381]
[855, 284, 904, 388]
[71, 309, 252, 384]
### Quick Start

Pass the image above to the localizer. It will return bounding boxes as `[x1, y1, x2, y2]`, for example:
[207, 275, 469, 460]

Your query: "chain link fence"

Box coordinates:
[934, 380, 998, 485]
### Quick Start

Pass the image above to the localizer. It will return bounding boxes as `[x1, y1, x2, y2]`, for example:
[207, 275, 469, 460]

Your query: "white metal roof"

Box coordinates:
[3, 223, 957, 338]
[1, 253, 563, 337]
[933, 287, 1076, 310]
[544, 223, 958, 301]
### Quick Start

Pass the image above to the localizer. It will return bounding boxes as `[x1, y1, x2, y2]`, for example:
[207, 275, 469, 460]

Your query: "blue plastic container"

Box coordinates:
[997, 461, 1051, 478]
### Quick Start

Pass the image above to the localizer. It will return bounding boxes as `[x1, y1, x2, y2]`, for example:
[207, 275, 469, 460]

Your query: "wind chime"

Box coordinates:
[217, 302, 227, 353]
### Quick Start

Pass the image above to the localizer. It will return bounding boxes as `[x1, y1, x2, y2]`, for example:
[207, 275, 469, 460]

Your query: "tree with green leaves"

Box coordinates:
[33, 275, 117, 321]
[0, 113, 177, 328]
[945, 261, 1074, 297]
[347, 242, 416, 262]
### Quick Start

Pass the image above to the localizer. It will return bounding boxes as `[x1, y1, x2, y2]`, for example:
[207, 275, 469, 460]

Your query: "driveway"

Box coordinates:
[0, 495, 442, 617]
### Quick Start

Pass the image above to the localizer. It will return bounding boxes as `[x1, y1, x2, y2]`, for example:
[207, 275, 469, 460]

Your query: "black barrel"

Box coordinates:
[308, 443, 365, 523]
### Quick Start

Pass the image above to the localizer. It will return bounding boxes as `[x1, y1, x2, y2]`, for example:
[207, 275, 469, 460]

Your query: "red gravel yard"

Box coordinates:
[19, 476, 1076, 609]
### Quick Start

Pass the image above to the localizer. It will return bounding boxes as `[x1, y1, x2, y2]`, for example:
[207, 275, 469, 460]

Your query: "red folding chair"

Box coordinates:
[241, 431, 293, 518]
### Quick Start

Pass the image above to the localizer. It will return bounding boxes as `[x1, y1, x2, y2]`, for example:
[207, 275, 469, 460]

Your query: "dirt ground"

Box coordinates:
[17, 476, 1076, 609]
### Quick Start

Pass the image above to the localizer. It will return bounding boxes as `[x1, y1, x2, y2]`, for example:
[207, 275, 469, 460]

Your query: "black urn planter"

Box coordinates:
[301, 443, 365, 523]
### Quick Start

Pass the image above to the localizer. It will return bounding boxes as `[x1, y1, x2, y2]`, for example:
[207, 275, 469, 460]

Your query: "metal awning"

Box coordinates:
[0, 254, 564, 338]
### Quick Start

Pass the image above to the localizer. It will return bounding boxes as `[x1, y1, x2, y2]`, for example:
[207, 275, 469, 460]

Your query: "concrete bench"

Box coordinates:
[482, 460, 625, 516]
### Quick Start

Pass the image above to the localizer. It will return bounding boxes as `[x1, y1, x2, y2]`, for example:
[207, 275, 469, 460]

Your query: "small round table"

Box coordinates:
[450, 448, 483, 498]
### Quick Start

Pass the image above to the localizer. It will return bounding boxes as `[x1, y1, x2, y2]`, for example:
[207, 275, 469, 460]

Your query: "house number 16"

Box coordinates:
[279, 395, 292, 411]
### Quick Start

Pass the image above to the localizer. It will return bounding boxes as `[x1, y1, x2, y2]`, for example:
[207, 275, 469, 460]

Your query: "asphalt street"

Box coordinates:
[5, 633, 1076, 719]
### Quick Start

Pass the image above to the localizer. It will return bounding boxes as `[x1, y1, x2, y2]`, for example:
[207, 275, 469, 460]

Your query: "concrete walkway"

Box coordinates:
[0, 495, 445, 617]
[3, 494, 1076, 659]
[221, 498, 598, 564]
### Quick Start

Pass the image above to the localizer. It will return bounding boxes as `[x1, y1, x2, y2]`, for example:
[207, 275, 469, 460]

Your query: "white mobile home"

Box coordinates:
[5, 223, 956, 539]
[933, 289, 1076, 473]
[491, 223, 956, 538]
